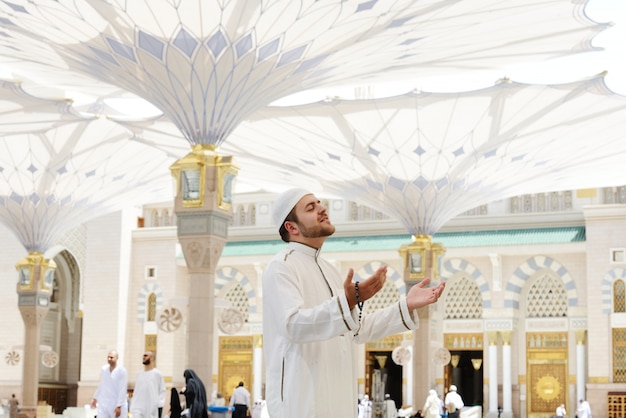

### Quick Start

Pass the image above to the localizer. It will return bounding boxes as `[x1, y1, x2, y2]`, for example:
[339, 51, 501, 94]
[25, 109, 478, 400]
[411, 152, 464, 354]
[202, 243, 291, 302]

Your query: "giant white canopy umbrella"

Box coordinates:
[0, 0, 605, 147]
[225, 73, 626, 235]
[0, 81, 175, 252]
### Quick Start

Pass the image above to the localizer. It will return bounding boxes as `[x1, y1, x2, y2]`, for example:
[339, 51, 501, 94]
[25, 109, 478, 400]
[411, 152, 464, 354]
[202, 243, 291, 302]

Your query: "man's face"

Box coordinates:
[107, 352, 118, 367]
[143, 352, 153, 365]
[291, 194, 335, 239]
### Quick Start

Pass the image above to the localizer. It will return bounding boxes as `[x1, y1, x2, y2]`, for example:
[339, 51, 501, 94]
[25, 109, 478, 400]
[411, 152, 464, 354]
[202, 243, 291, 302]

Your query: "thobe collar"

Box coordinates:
[287, 241, 323, 258]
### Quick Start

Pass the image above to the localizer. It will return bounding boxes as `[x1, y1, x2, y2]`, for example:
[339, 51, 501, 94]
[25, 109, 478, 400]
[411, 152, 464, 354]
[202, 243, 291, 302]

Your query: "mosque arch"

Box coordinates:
[34, 247, 83, 408]
[45, 246, 82, 331]
[440, 258, 491, 311]
[215, 266, 257, 317]
[137, 283, 163, 322]
[354, 261, 403, 314]
[524, 271, 568, 318]
[601, 268, 626, 314]
[614, 279, 626, 313]
[504, 255, 577, 310]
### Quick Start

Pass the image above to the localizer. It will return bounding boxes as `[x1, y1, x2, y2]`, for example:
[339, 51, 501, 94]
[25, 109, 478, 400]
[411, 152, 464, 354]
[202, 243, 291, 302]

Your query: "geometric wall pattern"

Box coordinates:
[441, 258, 491, 309]
[354, 261, 402, 315]
[526, 274, 568, 318]
[505, 256, 577, 310]
[444, 276, 483, 320]
[224, 283, 250, 323]
[215, 266, 257, 314]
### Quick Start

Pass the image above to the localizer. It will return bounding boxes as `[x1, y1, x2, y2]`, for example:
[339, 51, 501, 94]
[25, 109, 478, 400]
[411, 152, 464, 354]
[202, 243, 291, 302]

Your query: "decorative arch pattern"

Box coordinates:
[504, 255, 577, 310]
[354, 261, 404, 294]
[440, 258, 491, 309]
[137, 283, 163, 322]
[215, 266, 257, 314]
[354, 261, 403, 314]
[602, 268, 626, 314]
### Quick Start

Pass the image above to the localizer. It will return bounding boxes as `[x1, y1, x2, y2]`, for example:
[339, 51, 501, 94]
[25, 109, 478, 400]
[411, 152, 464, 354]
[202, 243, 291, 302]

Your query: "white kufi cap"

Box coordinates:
[449, 385, 457, 391]
[272, 188, 311, 228]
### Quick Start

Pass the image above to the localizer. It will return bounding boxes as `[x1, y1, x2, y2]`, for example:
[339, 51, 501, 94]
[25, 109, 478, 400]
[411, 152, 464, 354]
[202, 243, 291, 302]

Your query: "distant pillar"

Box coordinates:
[501, 331, 512, 415]
[575, 330, 587, 403]
[398, 235, 445, 411]
[253, 335, 263, 401]
[487, 331, 499, 416]
[170, 145, 238, 394]
[15, 252, 56, 416]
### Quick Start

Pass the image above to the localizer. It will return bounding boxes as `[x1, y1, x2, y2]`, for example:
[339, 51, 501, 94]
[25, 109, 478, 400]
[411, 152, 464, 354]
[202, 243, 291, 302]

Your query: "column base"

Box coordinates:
[18, 406, 37, 418]
[485, 411, 514, 418]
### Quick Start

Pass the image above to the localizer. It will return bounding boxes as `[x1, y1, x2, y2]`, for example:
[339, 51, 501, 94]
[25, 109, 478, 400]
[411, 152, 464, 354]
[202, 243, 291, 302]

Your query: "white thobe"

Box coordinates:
[130, 368, 166, 418]
[577, 401, 592, 418]
[94, 365, 128, 418]
[263, 242, 419, 418]
[385, 399, 398, 418]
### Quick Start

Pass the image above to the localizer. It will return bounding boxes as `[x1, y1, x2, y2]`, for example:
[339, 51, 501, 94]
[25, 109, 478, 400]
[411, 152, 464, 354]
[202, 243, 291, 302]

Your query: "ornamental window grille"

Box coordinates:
[248, 204, 256, 225]
[614, 279, 626, 313]
[238, 204, 246, 226]
[151, 209, 160, 226]
[603, 186, 626, 204]
[363, 280, 400, 315]
[147, 292, 157, 321]
[225, 283, 250, 322]
[526, 273, 568, 318]
[613, 328, 626, 382]
[145, 334, 157, 363]
[349, 202, 359, 221]
[444, 276, 482, 319]
[510, 191, 573, 213]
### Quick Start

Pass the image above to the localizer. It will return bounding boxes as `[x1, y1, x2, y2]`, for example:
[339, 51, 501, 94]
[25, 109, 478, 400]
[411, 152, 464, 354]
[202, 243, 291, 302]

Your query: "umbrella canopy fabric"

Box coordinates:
[0, 82, 176, 251]
[0, 0, 604, 148]
[225, 74, 626, 235]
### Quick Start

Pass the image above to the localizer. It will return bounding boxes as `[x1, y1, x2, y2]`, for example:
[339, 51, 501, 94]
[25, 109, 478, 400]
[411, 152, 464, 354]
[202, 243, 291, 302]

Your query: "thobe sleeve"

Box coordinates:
[265, 258, 358, 342]
[116, 368, 128, 408]
[159, 373, 166, 407]
[93, 366, 103, 400]
[353, 297, 418, 344]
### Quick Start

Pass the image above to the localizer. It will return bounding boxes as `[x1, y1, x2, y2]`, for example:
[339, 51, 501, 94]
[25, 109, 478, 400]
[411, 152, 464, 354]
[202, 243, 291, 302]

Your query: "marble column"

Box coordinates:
[171, 145, 237, 395]
[398, 235, 445, 411]
[501, 331, 513, 417]
[575, 330, 587, 404]
[412, 306, 433, 409]
[487, 331, 499, 416]
[253, 335, 263, 401]
[15, 252, 55, 417]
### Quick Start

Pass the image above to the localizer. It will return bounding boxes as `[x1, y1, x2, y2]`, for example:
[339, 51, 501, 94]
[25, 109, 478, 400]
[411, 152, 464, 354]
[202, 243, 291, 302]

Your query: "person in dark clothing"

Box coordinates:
[169, 387, 182, 418]
[181, 369, 208, 418]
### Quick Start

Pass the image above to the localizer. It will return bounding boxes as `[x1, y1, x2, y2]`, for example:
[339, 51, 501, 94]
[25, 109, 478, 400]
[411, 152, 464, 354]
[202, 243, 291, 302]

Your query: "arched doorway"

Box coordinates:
[39, 248, 83, 413]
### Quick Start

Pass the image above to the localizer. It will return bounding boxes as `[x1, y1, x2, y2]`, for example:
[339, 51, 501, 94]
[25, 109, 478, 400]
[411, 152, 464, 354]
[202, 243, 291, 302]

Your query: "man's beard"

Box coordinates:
[143, 358, 151, 365]
[297, 221, 335, 238]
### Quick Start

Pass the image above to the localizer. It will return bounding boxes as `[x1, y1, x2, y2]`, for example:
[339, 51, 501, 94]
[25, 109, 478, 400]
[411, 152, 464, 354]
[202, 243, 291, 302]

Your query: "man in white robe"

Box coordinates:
[263, 188, 446, 418]
[130, 351, 166, 418]
[92, 350, 128, 418]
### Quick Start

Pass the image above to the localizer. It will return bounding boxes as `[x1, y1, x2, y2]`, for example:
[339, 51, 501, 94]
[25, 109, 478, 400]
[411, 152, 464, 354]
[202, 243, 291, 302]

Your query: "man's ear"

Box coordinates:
[284, 221, 299, 236]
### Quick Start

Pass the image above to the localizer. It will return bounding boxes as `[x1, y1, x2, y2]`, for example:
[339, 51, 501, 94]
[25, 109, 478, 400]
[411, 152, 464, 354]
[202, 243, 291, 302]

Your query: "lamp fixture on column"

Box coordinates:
[398, 234, 445, 281]
[15, 252, 56, 307]
[169, 144, 238, 210]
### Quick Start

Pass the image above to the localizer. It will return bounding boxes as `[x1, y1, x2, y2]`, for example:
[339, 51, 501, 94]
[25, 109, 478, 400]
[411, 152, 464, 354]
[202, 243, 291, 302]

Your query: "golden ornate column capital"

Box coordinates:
[574, 329, 586, 345]
[253, 334, 263, 348]
[487, 331, 499, 345]
[500, 330, 512, 345]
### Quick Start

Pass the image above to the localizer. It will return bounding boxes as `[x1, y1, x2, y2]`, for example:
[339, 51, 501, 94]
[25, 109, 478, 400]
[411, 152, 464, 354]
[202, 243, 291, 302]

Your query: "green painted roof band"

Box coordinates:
[216, 227, 585, 257]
